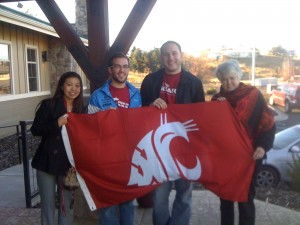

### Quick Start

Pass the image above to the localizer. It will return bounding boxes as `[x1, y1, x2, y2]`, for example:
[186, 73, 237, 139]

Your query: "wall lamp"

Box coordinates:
[42, 51, 48, 62]
[17, 2, 23, 8]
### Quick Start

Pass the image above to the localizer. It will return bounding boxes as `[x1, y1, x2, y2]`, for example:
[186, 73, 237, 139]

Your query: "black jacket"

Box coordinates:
[140, 68, 205, 106]
[31, 98, 70, 176]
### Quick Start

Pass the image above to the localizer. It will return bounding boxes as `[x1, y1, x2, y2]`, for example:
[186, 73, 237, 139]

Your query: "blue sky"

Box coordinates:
[2, 0, 300, 56]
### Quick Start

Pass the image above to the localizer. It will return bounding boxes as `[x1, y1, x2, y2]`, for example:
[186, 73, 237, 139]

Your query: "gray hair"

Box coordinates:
[215, 59, 243, 80]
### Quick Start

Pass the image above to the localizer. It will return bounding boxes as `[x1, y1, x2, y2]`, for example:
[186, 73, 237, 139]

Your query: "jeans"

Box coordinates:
[152, 179, 192, 225]
[99, 200, 135, 225]
[37, 170, 72, 225]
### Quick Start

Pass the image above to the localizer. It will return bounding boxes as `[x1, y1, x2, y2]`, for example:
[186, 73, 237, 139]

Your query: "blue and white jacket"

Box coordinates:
[88, 80, 141, 113]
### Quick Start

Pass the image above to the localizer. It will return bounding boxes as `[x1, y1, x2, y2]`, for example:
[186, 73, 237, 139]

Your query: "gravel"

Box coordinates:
[0, 134, 22, 170]
[256, 185, 300, 212]
[194, 182, 300, 212]
[0, 133, 40, 171]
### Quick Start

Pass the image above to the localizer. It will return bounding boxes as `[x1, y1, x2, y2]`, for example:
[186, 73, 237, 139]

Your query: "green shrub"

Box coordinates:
[287, 154, 300, 193]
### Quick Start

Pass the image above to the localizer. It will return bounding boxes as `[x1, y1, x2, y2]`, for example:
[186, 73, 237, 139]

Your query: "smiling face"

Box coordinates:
[219, 72, 240, 92]
[62, 77, 81, 101]
[161, 43, 182, 74]
[108, 57, 129, 88]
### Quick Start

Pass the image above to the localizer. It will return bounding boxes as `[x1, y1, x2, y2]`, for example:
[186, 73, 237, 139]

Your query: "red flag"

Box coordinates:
[62, 101, 255, 210]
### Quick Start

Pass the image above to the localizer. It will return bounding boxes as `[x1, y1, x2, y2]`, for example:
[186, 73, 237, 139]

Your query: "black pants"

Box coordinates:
[220, 161, 262, 225]
[220, 190, 255, 225]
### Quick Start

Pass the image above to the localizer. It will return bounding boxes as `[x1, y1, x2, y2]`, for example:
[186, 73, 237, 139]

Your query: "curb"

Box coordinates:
[268, 105, 288, 122]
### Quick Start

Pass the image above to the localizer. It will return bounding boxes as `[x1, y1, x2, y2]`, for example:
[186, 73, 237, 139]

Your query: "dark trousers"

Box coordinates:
[220, 160, 262, 225]
[220, 194, 255, 225]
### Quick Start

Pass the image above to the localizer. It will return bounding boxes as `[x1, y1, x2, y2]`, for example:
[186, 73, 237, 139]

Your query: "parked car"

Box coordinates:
[269, 83, 300, 113]
[255, 124, 300, 187]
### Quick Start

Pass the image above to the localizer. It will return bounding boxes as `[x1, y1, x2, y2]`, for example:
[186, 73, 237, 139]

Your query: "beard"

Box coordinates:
[111, 74, 128, 84]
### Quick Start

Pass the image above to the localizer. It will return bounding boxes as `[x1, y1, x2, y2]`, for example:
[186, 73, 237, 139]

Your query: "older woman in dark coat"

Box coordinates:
[211, 59, 276, 225]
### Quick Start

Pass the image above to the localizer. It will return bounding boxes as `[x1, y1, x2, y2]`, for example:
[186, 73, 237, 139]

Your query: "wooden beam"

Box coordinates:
[2, 0, 157, 92]
[86, 0, 110, 92]
[35, 0, 96, 82]
[86, 0, 109, 66]
[108, 0, 157, 56]
[0, 0, 32, 2]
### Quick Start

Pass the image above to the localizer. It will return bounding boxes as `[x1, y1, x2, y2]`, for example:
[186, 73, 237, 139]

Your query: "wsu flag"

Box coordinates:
[62, 101, 255, 210]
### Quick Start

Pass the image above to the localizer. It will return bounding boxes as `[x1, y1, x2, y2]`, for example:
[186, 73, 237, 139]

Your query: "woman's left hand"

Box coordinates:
[253, 146, 265, 160]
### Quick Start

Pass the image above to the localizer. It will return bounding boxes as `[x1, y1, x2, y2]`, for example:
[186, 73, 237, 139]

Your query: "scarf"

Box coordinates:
[212, 82, 274, 145]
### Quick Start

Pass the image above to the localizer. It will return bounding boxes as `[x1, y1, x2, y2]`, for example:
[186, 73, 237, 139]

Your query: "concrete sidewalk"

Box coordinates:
[1, 164, 300, 225]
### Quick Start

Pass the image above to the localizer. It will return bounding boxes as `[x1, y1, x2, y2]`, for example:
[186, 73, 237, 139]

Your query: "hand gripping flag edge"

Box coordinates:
[61, 125, 97, 211]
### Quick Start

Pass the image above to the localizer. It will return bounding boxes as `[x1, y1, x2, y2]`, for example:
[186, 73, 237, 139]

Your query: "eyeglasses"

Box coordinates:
[109, 64, 130, 70]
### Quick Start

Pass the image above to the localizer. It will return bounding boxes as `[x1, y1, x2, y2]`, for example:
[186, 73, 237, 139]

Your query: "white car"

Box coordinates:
[255, 124, 300, 187]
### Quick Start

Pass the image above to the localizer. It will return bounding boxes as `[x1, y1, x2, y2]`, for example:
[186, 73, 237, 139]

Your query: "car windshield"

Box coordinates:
[273, 126, 300, 149]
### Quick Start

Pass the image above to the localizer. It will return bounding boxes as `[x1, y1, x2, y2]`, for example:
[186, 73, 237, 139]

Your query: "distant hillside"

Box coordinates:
[238, 55, 300, 80]
[239, 55, 283, 68]
[127, 55, 300, 85]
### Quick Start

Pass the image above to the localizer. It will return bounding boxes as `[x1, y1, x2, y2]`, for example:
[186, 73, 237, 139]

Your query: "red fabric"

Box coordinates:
[64, 101, 255, 209]
[212, 83, 275, 143]
[160, 73, 181, 103]
[109, 85, 130, 108]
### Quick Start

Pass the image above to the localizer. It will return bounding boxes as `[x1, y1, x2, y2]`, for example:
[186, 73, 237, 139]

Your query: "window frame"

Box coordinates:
[25, 44, 41, 93]
[0, 41, 13, 96]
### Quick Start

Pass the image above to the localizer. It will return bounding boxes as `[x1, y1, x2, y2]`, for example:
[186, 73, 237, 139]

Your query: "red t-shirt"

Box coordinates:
[109, 85, 130, 108]
[160, 73, 181, 104]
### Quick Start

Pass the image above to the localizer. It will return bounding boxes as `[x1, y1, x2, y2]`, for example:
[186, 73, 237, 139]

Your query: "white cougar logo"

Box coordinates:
[128, 113, 201, 186]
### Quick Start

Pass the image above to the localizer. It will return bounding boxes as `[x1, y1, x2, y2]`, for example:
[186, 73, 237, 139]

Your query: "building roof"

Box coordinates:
[0, 4, 88, 44]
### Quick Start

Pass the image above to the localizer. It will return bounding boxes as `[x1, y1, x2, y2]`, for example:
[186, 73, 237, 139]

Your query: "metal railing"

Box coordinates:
[0, 121, 39, 208]
[19, 120, 39, 208]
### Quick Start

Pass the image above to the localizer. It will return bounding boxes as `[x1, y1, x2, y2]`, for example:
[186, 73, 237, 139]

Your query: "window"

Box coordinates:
[0, 43, 12, 95]
[276, 85, 283, 91]
[26, 46, 40, 92]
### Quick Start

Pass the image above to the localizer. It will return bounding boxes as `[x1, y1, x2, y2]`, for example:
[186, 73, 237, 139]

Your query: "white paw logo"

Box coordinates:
[128, 113, 201, 186]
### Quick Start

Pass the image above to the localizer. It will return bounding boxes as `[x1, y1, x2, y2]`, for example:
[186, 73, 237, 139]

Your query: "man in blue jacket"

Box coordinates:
[88, 52, 141, 225]
[88, 53, 141, 113]
[140, 41, 205, 225]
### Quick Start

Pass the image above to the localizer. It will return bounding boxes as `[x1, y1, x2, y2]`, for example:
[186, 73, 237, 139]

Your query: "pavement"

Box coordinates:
[1, 164, 300, 225]
[269, 105, 288, 122]
[1, 106, 299, 225]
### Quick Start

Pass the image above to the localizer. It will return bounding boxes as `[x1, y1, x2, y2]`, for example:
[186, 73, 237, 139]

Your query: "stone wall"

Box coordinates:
[75, 0, 87, 37]
[48, 37, 80, 94]
[45, 0, 89, 94]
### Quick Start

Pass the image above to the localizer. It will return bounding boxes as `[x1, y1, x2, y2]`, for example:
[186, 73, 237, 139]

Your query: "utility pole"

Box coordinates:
[251, 46, 256, 85]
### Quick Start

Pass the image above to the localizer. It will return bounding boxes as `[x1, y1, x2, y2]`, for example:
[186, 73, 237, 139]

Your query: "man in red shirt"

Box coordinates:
[88, 53, 141, 225]
[140, 41, 205, 225]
